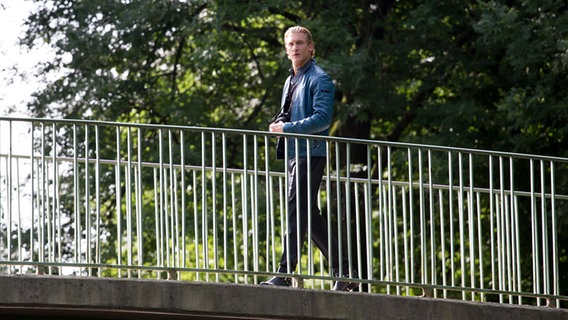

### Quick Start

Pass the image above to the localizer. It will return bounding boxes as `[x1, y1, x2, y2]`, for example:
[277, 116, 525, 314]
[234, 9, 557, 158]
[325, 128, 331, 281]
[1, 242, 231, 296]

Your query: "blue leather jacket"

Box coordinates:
[278, 59, 335, 158]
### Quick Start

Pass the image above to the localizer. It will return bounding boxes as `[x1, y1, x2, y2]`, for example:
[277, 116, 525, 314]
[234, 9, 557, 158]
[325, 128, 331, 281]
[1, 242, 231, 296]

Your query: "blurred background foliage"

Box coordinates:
[3, 0, 568, 298]
[16, 0, 568, 158]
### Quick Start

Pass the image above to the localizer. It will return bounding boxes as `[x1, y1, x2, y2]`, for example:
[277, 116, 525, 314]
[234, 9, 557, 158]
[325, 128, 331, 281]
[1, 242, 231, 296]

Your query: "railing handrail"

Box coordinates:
[2, 116, 567, 163]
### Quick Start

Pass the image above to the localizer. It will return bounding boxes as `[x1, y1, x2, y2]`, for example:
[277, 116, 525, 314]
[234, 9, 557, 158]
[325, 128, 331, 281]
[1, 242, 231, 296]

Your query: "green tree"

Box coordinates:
[20, 1, 568, 157]
[12, 0, 568, 298]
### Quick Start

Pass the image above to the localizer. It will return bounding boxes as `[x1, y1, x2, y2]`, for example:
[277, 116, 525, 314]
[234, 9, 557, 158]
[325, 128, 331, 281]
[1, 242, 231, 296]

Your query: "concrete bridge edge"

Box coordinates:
[0, 275, 566, 320]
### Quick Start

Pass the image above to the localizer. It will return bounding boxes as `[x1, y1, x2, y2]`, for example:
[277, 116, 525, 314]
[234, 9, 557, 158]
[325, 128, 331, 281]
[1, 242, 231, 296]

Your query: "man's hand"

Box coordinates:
[269, 121, 284, 133]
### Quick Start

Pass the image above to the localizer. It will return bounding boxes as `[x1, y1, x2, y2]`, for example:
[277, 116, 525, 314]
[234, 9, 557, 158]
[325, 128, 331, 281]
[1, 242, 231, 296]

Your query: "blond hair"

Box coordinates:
[284, 26, 315, 58]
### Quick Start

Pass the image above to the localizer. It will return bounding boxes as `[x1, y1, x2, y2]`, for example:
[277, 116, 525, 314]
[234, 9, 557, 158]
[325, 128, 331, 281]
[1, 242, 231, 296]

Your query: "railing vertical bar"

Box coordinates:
[282, 138, 290, 275]
[252, 134, 259, 283]
[402, 185, 409, 295]
[158, 129, 167, 270]
[334, 141, 342, 277]
[418, 148, 427, 286]
[152, 168, 162, 278]
[325, 140, 333, 285]
[43, 122, 50, 268]
[46, 125, 53, 273]
[29, 122, 36, 271]
[166, 130, 174, 269]
[263, 135, 272, 274]
[428, 150, 436, 297]
[353, 182, 362, 288]
[468, 153, 475, 301]
[42, 122, 50, 274]
[201, 131, 209, 280]
[550, 160, 559, 308]
[439, 188, 447, 299]
[211, 132, 219, 281]
[508, 157, 518, 303]
[510, 158, 520, 304]
[458, 152, 465, 300]
[115, 126, 122, 277]
[391, 183, 400, 295]
[95, 125, 102, 275]
[242, 134, 249, 281]
[6, 121, 12, 272]
[407, 147, 414, 286]
[249, 173, 255, 273]
[505, 161, 514, 303]
[49, 123, 56, 272]
[231, 172, 238, 282]
[40, 123, 47, 267]
[222, 133, 228, 273]
[136, 127, 144, 272]
[365, 144, 373, 293]
[13, 124, 22, 272]
[514, 194, 521, 304]
[504, 159, 512, 303]
[173, 131, 181, 272]
[345, 143, 353, 279]
[381, 184, 388, 287]
[74, 124, 81, 267]
[497, 156, 505, 303]
[164, 130, 172, 269]
[15, 154, 22, 272]
[126, 127, 133, 277]
[268, 165, 276, 278]
[378, 146, 384, 284]
[307, 139, 314, 282]
[294, 138, 301, 276]
[0, 121, 4, 264]
[507, 174, 515, 304]
[179, 130, 187, 271]
[529, 159, 539, 304]
[540, 160, 550, 300]
[153, 167, 161, 275]
[386, 146, 393, 293]
[85, 125, 92, 275]
[192, 169, 199, 280]
[37, 122, 44, 267]
[489, 155, 495, 293]
[16, 126, 23, 272]
[476, 191, 484, 301]
[0, 121, 3, 263]
[159, 129, 166, 271]
[317, 194, 325, 289]
[448, 151, 455, 289]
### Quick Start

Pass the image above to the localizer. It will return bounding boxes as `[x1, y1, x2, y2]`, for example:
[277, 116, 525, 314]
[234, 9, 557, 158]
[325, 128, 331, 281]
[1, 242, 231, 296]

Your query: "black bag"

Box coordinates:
[276, 137, 285, 159]
[272, 75, 297, 160]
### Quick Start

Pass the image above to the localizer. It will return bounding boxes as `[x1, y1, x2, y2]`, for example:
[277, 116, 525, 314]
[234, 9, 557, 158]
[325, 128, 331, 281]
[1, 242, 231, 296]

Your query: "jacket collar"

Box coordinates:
[290, 59, 315, 77]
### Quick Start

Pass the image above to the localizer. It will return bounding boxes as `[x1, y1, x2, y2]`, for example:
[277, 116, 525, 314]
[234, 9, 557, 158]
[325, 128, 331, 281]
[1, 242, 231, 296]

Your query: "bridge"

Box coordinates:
[0, 117, 567, 319]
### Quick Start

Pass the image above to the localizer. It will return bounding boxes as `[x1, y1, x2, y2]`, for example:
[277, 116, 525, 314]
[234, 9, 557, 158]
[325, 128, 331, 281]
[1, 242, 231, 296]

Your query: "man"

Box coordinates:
[261, 26, 358, 291]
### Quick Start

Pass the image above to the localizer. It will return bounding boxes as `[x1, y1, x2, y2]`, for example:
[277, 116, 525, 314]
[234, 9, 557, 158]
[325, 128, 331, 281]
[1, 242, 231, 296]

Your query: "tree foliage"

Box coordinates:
[18, 0, 568, 158]
[10, 0, 568, 298]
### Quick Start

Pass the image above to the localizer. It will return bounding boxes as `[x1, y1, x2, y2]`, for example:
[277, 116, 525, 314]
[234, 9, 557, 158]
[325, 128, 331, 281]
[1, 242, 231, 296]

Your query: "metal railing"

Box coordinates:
[1, 117, 567, 308]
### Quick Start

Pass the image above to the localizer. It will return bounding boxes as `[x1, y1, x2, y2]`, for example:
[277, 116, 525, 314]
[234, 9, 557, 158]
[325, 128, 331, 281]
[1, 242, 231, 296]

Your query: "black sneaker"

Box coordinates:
[332, 272, 359, 291]
[260, 276, 292, 287]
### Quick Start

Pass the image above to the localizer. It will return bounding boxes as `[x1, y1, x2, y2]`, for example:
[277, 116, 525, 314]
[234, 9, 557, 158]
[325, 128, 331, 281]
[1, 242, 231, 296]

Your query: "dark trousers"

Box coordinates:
[278, 157, 344, 274]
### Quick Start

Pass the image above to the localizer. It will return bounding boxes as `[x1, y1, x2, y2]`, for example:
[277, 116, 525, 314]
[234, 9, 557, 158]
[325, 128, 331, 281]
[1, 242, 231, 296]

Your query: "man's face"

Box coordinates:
[285, 31, 313, 70]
